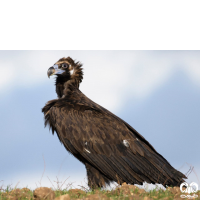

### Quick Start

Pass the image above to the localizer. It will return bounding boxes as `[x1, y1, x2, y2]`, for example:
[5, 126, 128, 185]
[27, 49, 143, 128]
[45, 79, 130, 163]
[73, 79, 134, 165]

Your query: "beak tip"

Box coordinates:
[47, 66, 55, 78]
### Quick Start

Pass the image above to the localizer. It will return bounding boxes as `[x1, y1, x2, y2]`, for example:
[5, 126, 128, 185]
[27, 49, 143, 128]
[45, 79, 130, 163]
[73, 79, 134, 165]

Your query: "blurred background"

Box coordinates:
[0, 51, 199, 190]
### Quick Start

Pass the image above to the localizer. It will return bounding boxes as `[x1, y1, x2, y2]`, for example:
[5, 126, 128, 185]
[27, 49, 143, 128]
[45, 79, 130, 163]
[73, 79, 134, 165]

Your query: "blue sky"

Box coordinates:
[0, 51, 200, 190]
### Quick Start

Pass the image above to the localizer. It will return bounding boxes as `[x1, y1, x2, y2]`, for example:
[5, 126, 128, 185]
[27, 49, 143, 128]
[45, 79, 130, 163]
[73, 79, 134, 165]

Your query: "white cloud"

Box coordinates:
[0, 61, 15, 92]
[0, 51, 200, 113]
[182, 54, 200, 86]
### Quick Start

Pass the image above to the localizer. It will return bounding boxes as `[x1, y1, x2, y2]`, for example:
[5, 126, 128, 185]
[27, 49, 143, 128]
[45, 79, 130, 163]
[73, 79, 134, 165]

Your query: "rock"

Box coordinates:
[174, 193, 184, 200]
[68, 189, 86, 198]
[54, 194, 70, 200]
[111, 184, 144, 196]
[33, 187, 55, 200]
[93, 189, 101, 194]
[4, 188, 32, 200]
[21, 188, 31, 192]
[162, 198, 169, 200]
[128, 185, 140, 191]
[120, 184, 131, 195]
[137, 188, 146, 194]
[2, 195, 18, 200]
[143, 197, 153, 200]
[9, 189, 22, 196]
[130, 193, 141, 199]
[167, 186, 181, 195]
[85, 193, 109, 200]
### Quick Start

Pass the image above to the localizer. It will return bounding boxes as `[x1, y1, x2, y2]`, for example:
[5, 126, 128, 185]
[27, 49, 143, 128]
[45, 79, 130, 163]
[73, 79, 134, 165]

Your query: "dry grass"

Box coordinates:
[1, 158, 199, 199]
[1, 182, 200, 200]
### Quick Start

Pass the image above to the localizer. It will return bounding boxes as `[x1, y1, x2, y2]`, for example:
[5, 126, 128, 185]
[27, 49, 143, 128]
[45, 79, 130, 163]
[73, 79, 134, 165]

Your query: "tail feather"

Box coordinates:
[81, 144, 186, 188]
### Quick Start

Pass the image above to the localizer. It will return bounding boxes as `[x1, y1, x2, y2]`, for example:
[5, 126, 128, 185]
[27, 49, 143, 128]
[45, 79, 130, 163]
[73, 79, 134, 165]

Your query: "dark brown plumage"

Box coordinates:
[42, 57, 186, 189]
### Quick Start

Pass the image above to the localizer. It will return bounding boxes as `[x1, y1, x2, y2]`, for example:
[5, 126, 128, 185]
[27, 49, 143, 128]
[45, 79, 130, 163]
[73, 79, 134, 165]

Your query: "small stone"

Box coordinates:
[86, 193, 109, 200]
[68, 189, 86, 197]
[33, 187, 55, 200]
[8, 188, 32, 200]
[167, 186, 181, 195]
[138, 188, 146, 194]
[54, 194, 70, 200]
[4, 195, 18, 200]
[21, 188, 31, 192]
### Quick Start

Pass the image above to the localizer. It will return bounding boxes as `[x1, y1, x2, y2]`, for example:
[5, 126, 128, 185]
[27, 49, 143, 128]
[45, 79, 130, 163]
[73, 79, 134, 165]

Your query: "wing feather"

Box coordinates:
[45, 94, 186, 186]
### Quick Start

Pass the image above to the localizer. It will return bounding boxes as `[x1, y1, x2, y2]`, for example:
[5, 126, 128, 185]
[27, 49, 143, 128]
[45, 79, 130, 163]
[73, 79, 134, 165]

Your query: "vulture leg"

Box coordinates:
[85, 163, 111, 189]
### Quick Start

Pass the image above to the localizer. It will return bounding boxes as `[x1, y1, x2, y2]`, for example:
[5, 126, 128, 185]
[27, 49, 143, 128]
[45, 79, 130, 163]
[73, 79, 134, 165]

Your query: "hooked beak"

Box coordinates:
[47, 65, 65, 78]
[47, 67, 55, 78]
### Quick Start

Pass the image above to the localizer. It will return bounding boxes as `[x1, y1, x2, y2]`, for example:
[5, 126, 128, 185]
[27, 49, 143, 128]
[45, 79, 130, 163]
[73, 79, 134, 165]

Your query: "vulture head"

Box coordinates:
[47, 57, 77, 78]
[47, 57, 83, 98]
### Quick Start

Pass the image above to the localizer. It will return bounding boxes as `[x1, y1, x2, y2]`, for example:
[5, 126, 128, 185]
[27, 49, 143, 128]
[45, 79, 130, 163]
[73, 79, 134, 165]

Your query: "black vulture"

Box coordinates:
[42, 57, 186, 188]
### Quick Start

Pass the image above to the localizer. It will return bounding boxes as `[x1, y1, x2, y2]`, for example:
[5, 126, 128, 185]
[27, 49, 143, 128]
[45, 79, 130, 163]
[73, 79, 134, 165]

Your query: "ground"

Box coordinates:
[1, 182, 200, 200]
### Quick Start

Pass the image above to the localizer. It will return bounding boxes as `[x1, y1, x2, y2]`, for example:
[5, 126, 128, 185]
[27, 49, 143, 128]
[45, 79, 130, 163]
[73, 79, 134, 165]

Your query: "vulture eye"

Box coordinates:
[62, 63, 69, 68]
